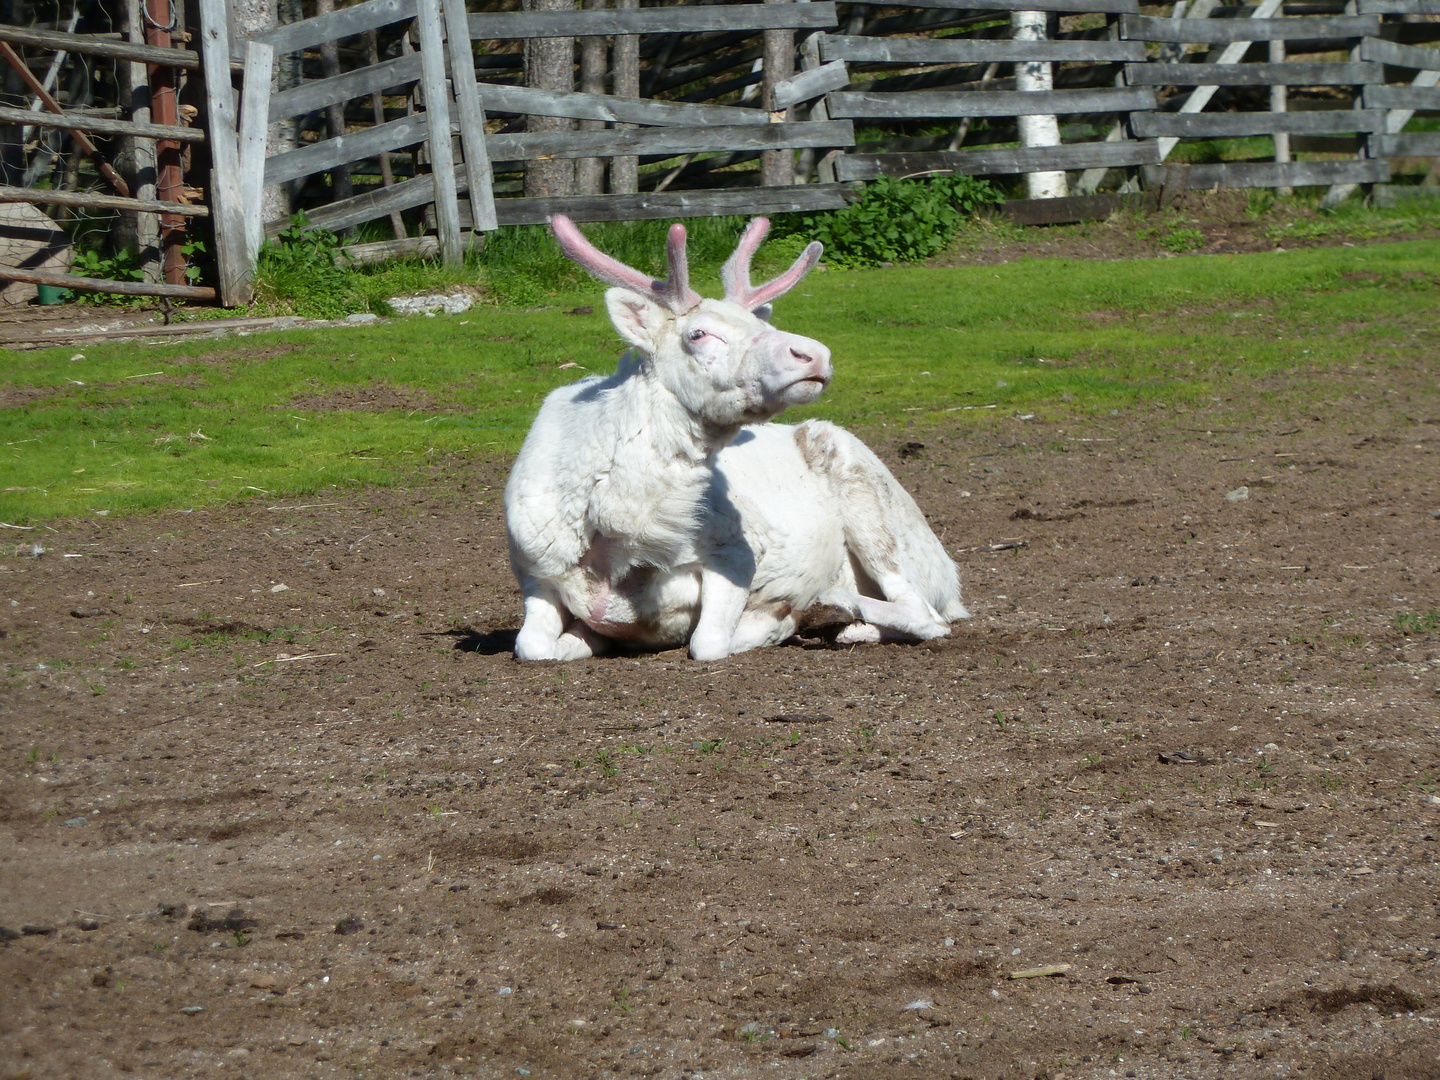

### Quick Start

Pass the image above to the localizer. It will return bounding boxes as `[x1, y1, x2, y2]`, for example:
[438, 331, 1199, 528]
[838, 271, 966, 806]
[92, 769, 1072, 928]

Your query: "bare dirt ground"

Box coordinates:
[3, 354, 1440, 1080]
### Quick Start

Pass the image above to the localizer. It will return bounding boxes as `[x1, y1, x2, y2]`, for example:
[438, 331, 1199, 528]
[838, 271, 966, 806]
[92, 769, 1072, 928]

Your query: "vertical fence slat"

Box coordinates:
[441, 0, 498, 233]
[197, 0, 253, 305]
[417, 0, 463, 263]
[610, 0, 640, 193]
[239, 40, 274, 262]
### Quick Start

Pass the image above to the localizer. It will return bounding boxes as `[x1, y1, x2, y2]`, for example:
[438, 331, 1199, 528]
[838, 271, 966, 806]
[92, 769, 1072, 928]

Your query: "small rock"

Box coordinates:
[334, 915, 364, 935]
[64, 816, 89, 827]
[1225, 486, 1250, 502]
[269, 583, 289, 593]
[372, 587, 386, 597]
[498, 986, 513, 995]
[69, 607, 107, 618]
[343, 312, 379, 325]
[563, 306, 593, 316]
[387, 292, 473, 317]
[0, 926, 20, 942]
[179, 1005, 205, 1015]
[903, 999, 934, 1011]
[21, 925, 55, 936]
[78, 917, 101, 931]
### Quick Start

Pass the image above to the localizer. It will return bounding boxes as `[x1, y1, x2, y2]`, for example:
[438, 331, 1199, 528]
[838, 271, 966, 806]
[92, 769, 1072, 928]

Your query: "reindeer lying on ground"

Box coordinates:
[504, 215, 968, 661]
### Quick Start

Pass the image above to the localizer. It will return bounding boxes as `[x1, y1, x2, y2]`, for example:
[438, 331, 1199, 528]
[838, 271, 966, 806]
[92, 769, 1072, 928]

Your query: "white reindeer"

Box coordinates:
[504, 215, 968, 661]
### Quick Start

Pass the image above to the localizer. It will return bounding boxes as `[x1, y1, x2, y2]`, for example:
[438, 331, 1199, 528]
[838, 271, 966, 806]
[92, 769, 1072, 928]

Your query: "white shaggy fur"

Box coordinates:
[504, 216, 967, 661]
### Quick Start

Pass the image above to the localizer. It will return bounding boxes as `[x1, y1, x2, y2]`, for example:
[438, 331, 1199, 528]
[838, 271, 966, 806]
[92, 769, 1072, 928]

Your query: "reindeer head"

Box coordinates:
[550, 216, 832, 431]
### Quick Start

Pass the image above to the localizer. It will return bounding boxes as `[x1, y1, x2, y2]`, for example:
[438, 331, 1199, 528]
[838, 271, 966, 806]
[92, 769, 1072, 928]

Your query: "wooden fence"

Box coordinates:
[3, 0, 1437, 307]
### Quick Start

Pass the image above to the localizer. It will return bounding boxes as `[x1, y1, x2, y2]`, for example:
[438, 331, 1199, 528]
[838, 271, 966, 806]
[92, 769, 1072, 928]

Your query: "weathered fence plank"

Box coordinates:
[0, 264, 216, 300]
[826, 86, 1157, 119]
[0, 23, 202, 69]
[1374, 132, 1440, 156]
[1363, 82, 1440, 109]
[415, 0, 463, 264]
[480, 84, 772, 125]
[268, 52, 421, 124]
[1142, 159, 1389, 189]
[442, 0, 498, 232]
[197, 0, 252, 305]
[1358, 37, 1440, 71]
[773, 60, 849, 109]
[820, 34, 1145, 64]
[1132, 108, 1385, 137]
[1357, 0, 1440, 11]
[489, 119, 856, 159]
[467, 3, 837, 39]
[845, 0, 1140, 13]
[1125, 61, 1383, 85]
[834, 139, 1159, 180]
[1119, 15, 1379, 43]
[243, 0, 418, 59]
[238, 40, 274, 262]
[0, 102, 205, 142]
[0, 184, 210, 217]
[485, 183, 858, 226]
[265, 114, 428, 188]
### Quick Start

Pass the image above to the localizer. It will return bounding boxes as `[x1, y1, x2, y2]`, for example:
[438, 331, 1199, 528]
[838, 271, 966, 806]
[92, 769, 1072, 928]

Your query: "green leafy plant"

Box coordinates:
[1161, 226, 1205, 253]
[71, 247, 145, 305]
[1395, 610, 1440, 635]
[253, 216, 367, 318]
[784, 174, 1001, 268]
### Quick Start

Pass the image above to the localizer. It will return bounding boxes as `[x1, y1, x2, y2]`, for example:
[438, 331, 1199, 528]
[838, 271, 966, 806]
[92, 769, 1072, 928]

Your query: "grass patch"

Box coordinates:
[2, 238, 1437, 524]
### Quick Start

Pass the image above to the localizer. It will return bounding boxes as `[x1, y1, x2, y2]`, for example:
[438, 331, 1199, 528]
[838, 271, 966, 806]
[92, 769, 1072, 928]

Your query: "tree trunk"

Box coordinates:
[524, 0, 576, 197]
[760, 0, 794, 187]
[610, 0, 639, 193]
[1012, 10, 1067, 200]
[575, 0, 607, 195]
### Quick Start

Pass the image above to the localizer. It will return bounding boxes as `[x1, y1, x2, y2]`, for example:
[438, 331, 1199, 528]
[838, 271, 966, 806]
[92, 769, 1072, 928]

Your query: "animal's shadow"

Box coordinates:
[445, 627, 519, 656]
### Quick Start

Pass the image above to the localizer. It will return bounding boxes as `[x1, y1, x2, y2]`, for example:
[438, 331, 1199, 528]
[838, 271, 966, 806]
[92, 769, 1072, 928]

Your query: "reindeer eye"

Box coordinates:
[687, 328, 706, 342]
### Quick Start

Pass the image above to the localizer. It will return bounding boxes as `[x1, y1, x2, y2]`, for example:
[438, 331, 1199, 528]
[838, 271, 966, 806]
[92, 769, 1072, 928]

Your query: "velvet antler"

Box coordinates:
[549, 214, 702, 313]
[721, 217, 823, 312]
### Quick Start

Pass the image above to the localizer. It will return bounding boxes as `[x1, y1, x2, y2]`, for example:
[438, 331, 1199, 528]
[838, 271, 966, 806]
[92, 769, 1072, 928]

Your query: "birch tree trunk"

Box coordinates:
[1012, 10, 1067, 200]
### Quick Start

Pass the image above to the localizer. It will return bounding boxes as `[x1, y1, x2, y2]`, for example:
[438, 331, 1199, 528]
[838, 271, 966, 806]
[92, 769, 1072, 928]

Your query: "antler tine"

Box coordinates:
[662, 222, 702, 312]
[720, 217, 770, 304]
[721, 217, 823, 311]
[549, 215, 700, 313]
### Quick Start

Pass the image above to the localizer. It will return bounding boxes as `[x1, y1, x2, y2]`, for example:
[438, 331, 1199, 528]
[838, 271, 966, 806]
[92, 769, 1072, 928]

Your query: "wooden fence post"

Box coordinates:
[576, 0, 608, 195]
[197, 0, 253, 305]
[417, 0, 464, 264]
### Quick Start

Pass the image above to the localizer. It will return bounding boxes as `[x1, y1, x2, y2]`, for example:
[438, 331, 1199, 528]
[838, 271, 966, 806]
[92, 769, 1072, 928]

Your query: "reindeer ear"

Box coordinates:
[604, 288, 669, 352]
[753, 303, 774, 323]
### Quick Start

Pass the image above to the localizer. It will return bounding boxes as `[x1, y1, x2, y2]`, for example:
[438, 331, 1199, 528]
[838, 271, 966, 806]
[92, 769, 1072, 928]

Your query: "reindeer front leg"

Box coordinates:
[688, 567, 752, 661]
[515, 581, 608, 661]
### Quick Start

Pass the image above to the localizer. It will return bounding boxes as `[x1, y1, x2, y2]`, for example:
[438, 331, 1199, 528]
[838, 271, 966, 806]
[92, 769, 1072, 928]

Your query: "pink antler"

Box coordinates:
[721, 217, 823, 312]
[549, 214, 701, 313]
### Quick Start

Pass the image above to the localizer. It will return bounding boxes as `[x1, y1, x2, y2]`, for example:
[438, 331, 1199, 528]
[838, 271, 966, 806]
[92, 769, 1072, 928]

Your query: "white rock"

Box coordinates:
[387, 292, 473, 316]
[1225, 486, 1250, 502]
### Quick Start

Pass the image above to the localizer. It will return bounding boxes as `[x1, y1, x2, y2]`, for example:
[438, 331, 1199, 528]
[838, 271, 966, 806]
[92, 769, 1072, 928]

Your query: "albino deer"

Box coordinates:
[504, 215, 967, 661]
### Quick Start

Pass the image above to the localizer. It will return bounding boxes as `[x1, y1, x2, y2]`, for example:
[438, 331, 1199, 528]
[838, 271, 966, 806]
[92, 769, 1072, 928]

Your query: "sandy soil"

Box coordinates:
[2, 346, 1439, 1080]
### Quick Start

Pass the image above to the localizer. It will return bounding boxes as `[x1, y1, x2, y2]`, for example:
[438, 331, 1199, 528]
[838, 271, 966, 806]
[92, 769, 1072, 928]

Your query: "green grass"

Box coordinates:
[2, 237, 1437, 524]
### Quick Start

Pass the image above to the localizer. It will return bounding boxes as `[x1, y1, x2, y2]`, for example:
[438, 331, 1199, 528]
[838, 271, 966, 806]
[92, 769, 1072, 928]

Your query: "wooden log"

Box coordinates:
[820, 34, 1144, 64]
[998, 189, 1159, 224]
[773, 59, 849, 109]
[416, 0, 463, 265]
[0, 183, 210, 217]
[1132, 108, 1384, 137]
[238, 41, 274, 262]
[844, 0, 1139, 12]
[197, 0, 253, 305]
[466, 3, 837, 39]
[1358, 37, 1440, 71]
[0, 23, 201, 69]
[1374, 132, 1440, 156]
[1124, 61, 1383, 85]
[826, 86, 1157, 119]
[1363, 82, 1440, 109]
[0, 102, 204, 142]
[0, 263, 216, 300]
[761, 0, 796, 187]
[442, 0, 499, 231]
[574, 0, 608, 197]
[242, 0, 419, 60]
[833, 138, 1160, 180]
[336, 235, 441, 265]
[1356, 0, 1440, 14]
[1119, 15, 1379, 43]
[1141, 159, 1389, 189]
